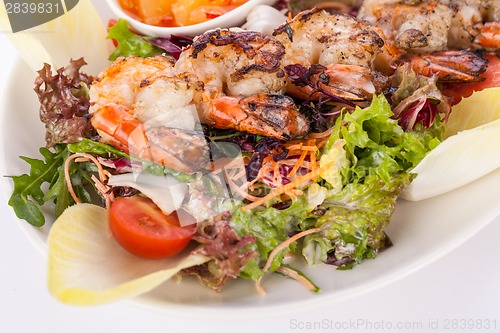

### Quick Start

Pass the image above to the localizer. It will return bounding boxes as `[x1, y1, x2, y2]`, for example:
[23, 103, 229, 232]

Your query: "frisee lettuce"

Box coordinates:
[304, 95, 439, 268]
[229, 95, 440, 276]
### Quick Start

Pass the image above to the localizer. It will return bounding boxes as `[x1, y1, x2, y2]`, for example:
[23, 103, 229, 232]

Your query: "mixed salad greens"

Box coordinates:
[9, 0, 485, 298]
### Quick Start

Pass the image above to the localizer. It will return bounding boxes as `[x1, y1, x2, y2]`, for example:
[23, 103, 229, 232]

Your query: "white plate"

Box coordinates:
[1, 57, 500, 318]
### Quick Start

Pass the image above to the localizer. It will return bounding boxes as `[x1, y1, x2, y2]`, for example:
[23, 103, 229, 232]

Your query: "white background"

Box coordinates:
[1, 3, 500, 333]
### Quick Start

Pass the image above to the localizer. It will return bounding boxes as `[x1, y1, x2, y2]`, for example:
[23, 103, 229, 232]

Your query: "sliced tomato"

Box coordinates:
[442, 54, 500, 105]
[108, 196, 196, 259]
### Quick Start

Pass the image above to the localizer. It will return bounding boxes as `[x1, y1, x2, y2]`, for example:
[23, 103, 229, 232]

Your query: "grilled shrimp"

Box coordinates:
[395, 49, 488, 82]
[272, 8, 389, 101]
[176, 29, 309, 140]
[89, 55, 209, 173]
[358, 0, 452, 53]
[446, 0, 500, 51]
[474, 0, 500, 50]
[358, 0, 491, 82]
[358, 0, 500, 52]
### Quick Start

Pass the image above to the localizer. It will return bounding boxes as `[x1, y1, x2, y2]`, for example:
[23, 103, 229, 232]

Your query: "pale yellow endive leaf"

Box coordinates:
[444, 87, 500, 138]
[402, 88, 500, 201]
[0, 0, 112, 74]
[47, 204, 209, 306]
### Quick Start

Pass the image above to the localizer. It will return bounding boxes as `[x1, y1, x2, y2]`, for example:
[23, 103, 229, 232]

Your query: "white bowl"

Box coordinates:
[105, 0, 278, 38]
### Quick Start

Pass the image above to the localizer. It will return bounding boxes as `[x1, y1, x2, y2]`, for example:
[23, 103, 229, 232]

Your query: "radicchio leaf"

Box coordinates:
[246, 153, 264, 182]
[391, 64, 451, 131]
[224, 134, 288, 182]
[285, 63, 316, 87]
[147, 35, 193, 60]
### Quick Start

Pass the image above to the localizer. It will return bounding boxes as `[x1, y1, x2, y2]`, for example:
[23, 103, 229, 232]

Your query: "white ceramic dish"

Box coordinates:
[105, 0, 277, 37]
[1, 56, 500, 317]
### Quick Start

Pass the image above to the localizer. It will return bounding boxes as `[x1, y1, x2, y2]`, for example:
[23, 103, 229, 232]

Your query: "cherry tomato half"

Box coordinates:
[108, 196, 196, 259]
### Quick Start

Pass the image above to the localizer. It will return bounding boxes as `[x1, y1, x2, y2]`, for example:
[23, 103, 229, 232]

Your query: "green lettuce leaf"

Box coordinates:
[228, 95, 439, 277]
[303, 173, 410, 268]
[230, 198, 312, 279]
[302, 95, 437, 268]
[107, 19, 163, 61]
[8, 147, 63, 226]
[7, 145, 96, 226]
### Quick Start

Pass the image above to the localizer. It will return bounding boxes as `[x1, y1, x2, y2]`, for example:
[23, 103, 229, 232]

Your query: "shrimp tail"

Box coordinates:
[91, 104, 210, 173]
[90, 104, 146, 153]
[397, 50, 488, 82]
[319, 64, 389, 101]
[287, 64, 389, 102]
[474, 22, 500, 50]
[199, 91, 309, 140]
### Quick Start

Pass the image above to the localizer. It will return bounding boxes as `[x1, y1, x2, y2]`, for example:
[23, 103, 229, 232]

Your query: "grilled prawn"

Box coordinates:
[358, 0, 500, 52]
[176, 29, 309, 140]
[272, 8, 389, 101]
[89, 55, 210, 173]
[358, 0, 492, 82]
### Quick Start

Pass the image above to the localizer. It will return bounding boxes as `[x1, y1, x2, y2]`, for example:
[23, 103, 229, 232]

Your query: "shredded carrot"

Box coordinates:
[64, 153, 114, 209]
[242, 159, 323, 211]
[285, 143, 303, 151]
[213, 156, 245, 173]
[287, 144, 317, 152]
[276, 266, 318, 292]
[262, 225, 327, 272]
[242, 167, 320, 211]
[225, 169, 261, 202]
[255, 223, 330, 295]
[91, 175, 109, 195]
[307, 126, 335, 139]
[241, 150, 335, 211]
[255, 278, 266, 296]
[287, 139, 317, 178]
[287, 149, 309, 178]
[223, 163, 245, 183]
[240, 138, 323, 211]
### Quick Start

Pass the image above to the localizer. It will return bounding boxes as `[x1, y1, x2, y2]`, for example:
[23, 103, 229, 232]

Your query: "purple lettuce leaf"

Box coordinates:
[34, 58, 95, 147]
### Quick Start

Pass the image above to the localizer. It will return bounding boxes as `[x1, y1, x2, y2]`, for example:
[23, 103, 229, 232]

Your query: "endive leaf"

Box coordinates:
[47, 204, 209, 305]
[402, 88, 500, 201]
[0, 0, 112, 74]
[444, 87, 500, 138]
